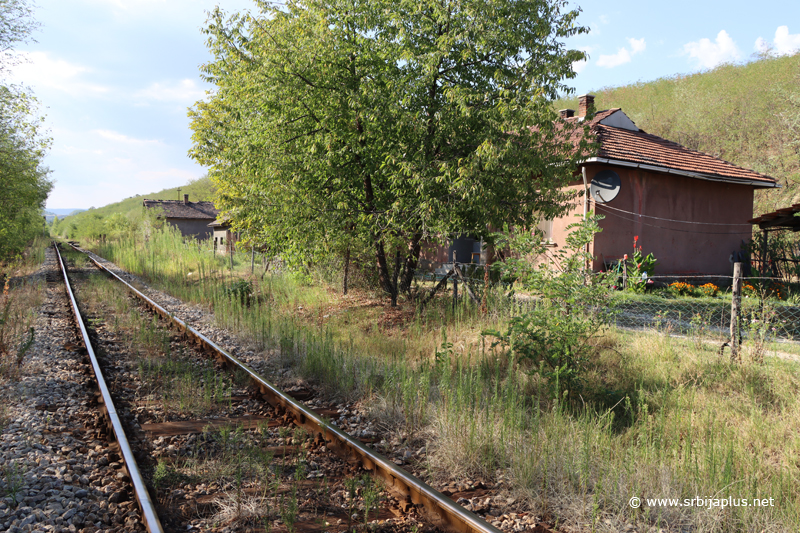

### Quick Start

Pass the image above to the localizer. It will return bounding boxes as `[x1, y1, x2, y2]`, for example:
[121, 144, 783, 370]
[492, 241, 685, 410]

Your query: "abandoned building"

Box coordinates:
[142, 194, 219, 239]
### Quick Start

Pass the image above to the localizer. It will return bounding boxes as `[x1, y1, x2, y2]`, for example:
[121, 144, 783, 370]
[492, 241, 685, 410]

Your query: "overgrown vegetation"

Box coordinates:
[79, 225, 800, 532]
[0, 235, 47, 380]
[486, 215, 616, 398]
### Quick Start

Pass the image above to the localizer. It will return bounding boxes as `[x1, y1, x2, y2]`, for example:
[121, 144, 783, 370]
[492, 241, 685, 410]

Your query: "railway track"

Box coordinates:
[54, 239, 163, 532]
[52, 241, 508, 533]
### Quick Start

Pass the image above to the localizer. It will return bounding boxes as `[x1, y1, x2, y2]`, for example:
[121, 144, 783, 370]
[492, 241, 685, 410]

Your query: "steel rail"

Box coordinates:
[54, 243, 165, 533]
[69, 242, 503, 533]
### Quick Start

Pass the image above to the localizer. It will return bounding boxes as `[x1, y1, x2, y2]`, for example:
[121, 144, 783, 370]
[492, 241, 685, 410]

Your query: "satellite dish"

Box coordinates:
[590, 170, 621, 204]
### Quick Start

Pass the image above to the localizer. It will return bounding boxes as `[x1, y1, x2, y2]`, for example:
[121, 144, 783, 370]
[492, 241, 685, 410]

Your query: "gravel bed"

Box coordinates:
[0, 247, 144, 533]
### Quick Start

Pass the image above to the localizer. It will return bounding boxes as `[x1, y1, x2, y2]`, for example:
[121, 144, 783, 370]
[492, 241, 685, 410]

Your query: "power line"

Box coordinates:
[595, 203, 753, 226]
[596, 207, 754, 235]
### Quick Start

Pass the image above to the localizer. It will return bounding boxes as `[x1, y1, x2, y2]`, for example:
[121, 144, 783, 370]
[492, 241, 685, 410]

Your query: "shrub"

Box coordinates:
[486, 214, 616, 398]
[224, 280, 253, 306]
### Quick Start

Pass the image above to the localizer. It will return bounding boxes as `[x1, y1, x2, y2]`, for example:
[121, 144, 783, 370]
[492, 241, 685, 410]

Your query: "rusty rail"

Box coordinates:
[54, 243, 165, 533]
[67, 242, 503, 533]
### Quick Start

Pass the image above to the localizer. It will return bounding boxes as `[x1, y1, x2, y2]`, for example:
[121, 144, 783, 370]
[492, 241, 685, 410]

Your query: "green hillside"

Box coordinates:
[555, 53, 800, 213]
[51, 177, 216, 239]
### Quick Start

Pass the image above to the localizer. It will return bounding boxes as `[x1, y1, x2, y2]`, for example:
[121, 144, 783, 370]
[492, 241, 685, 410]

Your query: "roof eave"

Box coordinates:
[581, 157, 780, 189]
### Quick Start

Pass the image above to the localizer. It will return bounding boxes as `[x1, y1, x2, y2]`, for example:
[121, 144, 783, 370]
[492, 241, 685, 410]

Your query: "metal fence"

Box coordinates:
[424, 261, 800, 344]
[612, 288, 800, 342]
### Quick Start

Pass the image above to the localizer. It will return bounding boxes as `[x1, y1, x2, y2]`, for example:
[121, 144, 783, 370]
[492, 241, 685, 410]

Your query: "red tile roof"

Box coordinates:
[143, 199, 219, 220]
[566, 109, 777, 187]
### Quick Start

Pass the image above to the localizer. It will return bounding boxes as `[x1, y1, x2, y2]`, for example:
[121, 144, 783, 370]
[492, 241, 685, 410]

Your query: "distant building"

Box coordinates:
[143, 194, 219, 239]
[208, 217, 239, 254]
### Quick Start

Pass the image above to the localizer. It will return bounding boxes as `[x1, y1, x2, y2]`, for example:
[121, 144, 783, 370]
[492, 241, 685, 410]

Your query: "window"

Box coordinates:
[537, 218, 554, 244]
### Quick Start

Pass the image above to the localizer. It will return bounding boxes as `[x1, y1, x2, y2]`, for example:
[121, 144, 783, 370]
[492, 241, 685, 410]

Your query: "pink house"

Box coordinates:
[549, 95, 778, 276]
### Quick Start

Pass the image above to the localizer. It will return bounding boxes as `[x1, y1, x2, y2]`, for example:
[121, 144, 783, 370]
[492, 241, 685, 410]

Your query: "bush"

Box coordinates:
[486, 214, 616, 398]
[224, 280, 253, 306]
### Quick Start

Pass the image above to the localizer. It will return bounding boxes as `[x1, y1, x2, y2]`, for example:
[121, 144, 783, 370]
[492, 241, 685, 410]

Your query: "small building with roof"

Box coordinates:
[545, 95, 779, 276]
[208, 217, 239, 254]
[142, 194, 219, 239]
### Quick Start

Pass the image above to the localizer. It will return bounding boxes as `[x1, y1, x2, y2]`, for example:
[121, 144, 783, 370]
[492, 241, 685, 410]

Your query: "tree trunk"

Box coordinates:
[343, 246, 350, 295]
[399, 233, 423, 295]
[374, 238, 398, 305]
[391, 250, 401, 307]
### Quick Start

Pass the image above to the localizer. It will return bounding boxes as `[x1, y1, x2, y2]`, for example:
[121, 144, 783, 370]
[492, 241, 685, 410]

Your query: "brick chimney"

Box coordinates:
[559, 109, 575, 119]
[183, 194, 189, 205]
[578, 94, 595, 118]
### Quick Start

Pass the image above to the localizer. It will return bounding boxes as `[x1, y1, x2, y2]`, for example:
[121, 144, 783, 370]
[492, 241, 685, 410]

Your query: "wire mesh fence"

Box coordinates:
[612, 290, 800, 342]
[422, 261, 800, 343]
[612, 275, 800, 342]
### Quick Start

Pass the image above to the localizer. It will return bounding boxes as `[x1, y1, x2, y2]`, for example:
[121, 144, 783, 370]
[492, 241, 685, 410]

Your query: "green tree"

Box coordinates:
[0, 0, 51, 261]
[0, 85, 51, 259]
[190, 0, 590, 305]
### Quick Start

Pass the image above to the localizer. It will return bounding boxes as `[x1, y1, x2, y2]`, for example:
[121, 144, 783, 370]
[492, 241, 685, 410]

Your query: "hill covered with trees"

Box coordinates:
[555, 52, 800, 213]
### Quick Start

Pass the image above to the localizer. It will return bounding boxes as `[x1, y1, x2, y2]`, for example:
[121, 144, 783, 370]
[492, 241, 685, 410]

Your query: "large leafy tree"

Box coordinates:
[190, 0, 590, 304]
[0, 0, 51, 261]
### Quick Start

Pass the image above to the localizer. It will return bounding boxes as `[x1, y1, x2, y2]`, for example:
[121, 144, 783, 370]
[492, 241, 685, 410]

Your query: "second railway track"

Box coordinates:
[53, 241, 508, 533]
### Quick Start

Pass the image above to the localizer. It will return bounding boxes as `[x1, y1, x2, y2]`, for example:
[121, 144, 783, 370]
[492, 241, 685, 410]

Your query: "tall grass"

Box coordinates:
[0, 236, 48, 380]
[86, 229, 800, 532]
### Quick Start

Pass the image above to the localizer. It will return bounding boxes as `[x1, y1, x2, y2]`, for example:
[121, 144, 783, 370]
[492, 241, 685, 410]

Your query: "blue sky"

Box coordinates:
[9, 0, 800, 209]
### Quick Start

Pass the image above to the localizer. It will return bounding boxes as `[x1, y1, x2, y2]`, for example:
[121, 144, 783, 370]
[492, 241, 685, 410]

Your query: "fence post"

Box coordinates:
[452, 252, 458, 312]
[730, 262, 742, 360]
[251, 248, 255, 274]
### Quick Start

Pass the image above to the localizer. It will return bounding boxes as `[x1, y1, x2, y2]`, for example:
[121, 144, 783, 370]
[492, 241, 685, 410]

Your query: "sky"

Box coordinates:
[8, 0, 800, 210]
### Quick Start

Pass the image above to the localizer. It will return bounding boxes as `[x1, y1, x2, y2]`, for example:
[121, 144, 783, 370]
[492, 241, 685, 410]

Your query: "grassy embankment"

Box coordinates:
[0, 236, 49, 382]
[82, 227, 800, 533]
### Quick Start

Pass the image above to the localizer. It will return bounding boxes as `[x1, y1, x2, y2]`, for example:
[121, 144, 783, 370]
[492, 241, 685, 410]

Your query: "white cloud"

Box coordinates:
[135, 79, 206, 104]
[10, 52, 110, 96]
[628, 38, 646, 55]
[597, 38, 646, 68]
[683, 30, 741, 69]
[755, 26, 800, 56]
[93, 129, 162, 145]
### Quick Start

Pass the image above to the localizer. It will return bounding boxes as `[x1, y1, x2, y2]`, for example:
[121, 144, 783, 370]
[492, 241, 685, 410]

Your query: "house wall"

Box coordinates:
[167, 218, 214, 239]
[547, 164, 755, 276]
[212, 227, 238, 254]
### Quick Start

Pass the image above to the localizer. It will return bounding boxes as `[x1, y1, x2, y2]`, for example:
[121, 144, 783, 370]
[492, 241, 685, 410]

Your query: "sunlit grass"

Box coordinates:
[83, 229, 800, 532]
